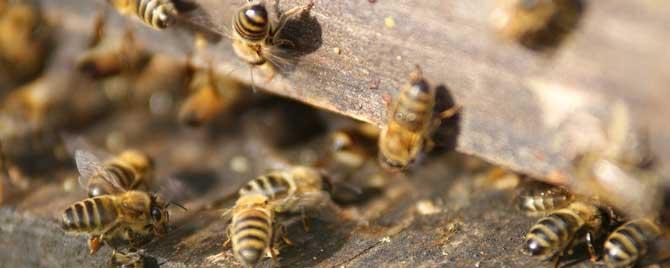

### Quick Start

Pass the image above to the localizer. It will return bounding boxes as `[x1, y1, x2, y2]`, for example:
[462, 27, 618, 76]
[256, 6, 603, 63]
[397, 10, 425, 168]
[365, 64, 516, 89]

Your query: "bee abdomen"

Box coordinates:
[394, 81, 434, 131]
[239, 173, 290, 200]
[232, 209, 272, 266]
[604, 219, 661, 267]
[137, 0, 176, 29]
[61, 197, 117, 232]
[234, 4, 269, 42]
[518, 195, 570, 215]
[525, 210, 580, 258]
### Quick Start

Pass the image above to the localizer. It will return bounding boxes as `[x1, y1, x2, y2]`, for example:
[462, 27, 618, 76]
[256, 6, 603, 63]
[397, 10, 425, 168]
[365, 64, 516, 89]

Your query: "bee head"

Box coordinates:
[149, 194, 170, 236]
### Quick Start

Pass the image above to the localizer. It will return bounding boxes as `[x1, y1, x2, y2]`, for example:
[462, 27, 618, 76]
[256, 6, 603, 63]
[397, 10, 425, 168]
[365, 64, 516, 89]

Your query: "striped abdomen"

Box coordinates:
[524, 206, 585, 259]
[239, 172, 293, 201]
[232, 207, 273, 267]
[392, 79, 435, 132]
[88, 162, 140, 197]
[604, 219, 661, 268]
[234, 3, 269, 42]
[61, 196, 118, 233]
[517, 188, 572, 216]
[136, 0, 176, 29]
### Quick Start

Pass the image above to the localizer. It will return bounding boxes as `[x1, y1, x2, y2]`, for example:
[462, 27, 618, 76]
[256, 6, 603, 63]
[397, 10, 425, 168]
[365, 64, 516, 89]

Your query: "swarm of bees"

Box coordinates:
[0, 0, 666, 268]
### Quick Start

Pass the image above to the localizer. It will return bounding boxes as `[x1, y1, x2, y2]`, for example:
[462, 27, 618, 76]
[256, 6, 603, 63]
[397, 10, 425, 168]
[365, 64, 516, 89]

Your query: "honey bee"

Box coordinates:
[517, 183, 573, 217]
[77, 29, 152, 79]
[107, 0, 177, 30]
[110, 249, 160, 268]
[524, 200, 608, 267]
[603, 218, 663, 268]
[378, 66, 460, 171]
[177, 64, 248, 127]
[327, 124, 379, 169]
[491, 0, 584, 50]
[0, 0, 52, 84]
[226, 193, 277, 267]
[61, 150, 171, 254]
[238, 165, 333, 215]
[491, 0, 557, 41]
[73, 149, 155, 197]
[230, 0, 314, 83]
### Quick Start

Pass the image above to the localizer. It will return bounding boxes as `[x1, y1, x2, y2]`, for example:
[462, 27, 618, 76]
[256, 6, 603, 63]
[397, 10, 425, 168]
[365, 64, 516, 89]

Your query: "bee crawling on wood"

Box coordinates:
[107, 0, 178, 30]
[225, 193, 280, 267]
[230, 0, 314, 85]
[378, 66, 461, 171]
[603, 218, 664, 268]
[518, 183, 615, 268]
[60, 142, 183, 254]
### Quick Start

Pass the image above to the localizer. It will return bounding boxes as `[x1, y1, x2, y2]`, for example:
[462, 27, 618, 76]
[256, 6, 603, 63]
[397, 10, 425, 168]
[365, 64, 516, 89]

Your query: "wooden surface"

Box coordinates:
[43, 0, 670, 184]
[3, 0, 670, 267]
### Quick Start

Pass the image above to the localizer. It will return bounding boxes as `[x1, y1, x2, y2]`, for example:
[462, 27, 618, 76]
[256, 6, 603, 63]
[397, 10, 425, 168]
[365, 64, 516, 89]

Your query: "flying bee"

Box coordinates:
[230, 0, 314, 84]
[61, 150, 171, 255]
[524, 200, 608, 267]
[517, 183, 573, 217]
[378, 66, 460, 171]
[226, 193, 278, 267]
[603, 218, 663, 268]
[74, 149, 155, 198]
[106, 0, 177, 30]
[110, 249, 160, 268]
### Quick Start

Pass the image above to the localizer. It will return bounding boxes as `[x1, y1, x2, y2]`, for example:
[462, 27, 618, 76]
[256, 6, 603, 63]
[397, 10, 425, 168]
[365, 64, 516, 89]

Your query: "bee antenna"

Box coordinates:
[169, 201, 188, 211]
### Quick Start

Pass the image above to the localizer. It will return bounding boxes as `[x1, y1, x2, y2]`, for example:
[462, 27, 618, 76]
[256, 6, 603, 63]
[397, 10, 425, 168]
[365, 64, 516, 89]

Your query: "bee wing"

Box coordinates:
[62, 133, 113, 160]
[74, 150, 126, 192]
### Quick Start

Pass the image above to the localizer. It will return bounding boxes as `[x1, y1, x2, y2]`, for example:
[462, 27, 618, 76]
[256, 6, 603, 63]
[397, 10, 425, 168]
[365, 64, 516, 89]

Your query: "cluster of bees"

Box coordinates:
[1, 0, 667, 267]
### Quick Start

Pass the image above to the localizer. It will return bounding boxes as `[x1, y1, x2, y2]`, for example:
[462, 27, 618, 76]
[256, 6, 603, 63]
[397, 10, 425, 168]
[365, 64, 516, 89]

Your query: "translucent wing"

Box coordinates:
[75, 149, 126, 193]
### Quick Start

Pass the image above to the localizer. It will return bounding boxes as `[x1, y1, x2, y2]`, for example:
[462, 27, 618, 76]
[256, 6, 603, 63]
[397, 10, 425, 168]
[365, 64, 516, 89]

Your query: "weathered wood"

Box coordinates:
[42, 0, 670, 185]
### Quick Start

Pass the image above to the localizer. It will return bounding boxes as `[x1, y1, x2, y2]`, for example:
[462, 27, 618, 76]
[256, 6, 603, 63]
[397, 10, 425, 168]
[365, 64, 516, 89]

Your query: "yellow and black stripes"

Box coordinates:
[604, 219, 661, 268]
[239, 172, 293, 201]
[393, 78, 434, 132]
[88, 162, 138, 197]
[517, 187, 572, 216]
[232, 207, 273, 266]
[136, 0, 177, 29]
[524, 205, 585, 258]
[61, 196, 118, 233]
[234, 3, 269, 42]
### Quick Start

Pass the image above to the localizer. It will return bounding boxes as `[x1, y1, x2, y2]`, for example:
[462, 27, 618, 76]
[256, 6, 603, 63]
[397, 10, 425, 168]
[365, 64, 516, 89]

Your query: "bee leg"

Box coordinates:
[270, 0, 315, 40]
[300, 206, 310, 232]
[223, 226, 232, 248]
[585, 231, 598, 262]
[88, 235, 103, 255]
[438, 104, 461, 120]
[278, 223, 294, 246]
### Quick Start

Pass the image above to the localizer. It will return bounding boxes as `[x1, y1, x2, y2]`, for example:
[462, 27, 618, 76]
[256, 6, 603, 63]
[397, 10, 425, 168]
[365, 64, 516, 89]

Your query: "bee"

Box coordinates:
[491, 0, 584, 50]
[524, 201, 607, 267]
[603, 218, 663, 268]
[107, 0, 177, 30]
[231, 0, 314, 83]
[61, 150, 171, 255]
[517, 183, 573, 217]
[378, 66, 460, 171]
[73, 149, 155, 198]
[490, 0, 557, 41]
[177, 64, 248, 127]
[227, 193, 277, 267]
[77, 29, 152, 79]
[110, 250, 160, 268]
[327, 124, 379, 169]
[0, 0, 52, 84]
[238, 165, 333, 216]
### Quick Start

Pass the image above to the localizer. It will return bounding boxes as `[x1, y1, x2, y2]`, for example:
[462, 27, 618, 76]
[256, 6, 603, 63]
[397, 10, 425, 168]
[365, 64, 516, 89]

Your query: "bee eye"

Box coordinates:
[151, 207, 162, 221]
